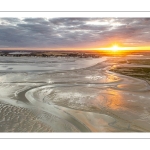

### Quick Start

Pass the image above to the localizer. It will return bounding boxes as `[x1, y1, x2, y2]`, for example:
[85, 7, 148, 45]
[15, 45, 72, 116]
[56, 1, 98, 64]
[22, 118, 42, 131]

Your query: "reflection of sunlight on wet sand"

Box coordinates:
[93, 89, 126, 111]
[104, 90, 141, 111]
[101, 73, 120, 83]
[91, 89, 124, 111]
[105, 90, 124, 110]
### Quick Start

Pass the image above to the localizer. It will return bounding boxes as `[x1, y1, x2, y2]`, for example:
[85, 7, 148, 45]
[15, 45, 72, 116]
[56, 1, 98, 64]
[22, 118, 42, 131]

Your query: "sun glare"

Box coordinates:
[111, 45, 119, 52]
[98, 44, 124, 51]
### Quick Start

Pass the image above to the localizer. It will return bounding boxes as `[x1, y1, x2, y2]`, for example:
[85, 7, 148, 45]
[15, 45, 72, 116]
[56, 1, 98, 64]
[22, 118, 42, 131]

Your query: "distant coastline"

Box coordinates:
[0, 50, 150, 58]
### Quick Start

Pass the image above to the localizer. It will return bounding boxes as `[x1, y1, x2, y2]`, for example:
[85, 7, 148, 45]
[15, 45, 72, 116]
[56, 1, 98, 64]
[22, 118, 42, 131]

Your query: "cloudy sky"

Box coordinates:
[0, 18, 150, 50]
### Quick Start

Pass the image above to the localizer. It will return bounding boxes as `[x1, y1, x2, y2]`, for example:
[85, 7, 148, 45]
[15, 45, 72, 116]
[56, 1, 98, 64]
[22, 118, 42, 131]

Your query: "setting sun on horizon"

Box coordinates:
[97, 45, 150, 51]
[110, 45, 120, 52]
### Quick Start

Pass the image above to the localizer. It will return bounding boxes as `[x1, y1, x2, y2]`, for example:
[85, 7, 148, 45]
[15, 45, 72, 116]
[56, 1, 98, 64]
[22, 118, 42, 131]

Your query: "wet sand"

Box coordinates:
[0, 56, 150, 132]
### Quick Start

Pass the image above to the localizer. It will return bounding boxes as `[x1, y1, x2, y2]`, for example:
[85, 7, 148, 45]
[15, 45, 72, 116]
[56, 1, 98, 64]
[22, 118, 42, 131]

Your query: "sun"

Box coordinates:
[111, 45, 120, 52]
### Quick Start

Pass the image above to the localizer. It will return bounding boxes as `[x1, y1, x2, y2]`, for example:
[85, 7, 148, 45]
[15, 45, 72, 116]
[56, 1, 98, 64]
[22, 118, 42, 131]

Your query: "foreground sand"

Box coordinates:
[0, 56, 150, 132]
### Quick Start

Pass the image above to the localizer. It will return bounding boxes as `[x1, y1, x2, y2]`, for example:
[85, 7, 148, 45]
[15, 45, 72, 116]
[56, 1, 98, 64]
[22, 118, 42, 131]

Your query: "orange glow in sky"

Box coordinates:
[1, 46, 150, 51]
[97, 46, 150, 51]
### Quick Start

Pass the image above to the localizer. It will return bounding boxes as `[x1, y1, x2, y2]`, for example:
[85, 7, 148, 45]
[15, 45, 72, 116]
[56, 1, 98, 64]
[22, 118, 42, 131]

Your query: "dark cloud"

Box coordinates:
[0, 17, 150, 49]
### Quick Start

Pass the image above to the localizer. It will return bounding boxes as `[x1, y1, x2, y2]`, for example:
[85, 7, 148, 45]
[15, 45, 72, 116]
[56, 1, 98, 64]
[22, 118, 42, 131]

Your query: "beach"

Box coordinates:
[0, 56, 150, 132]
